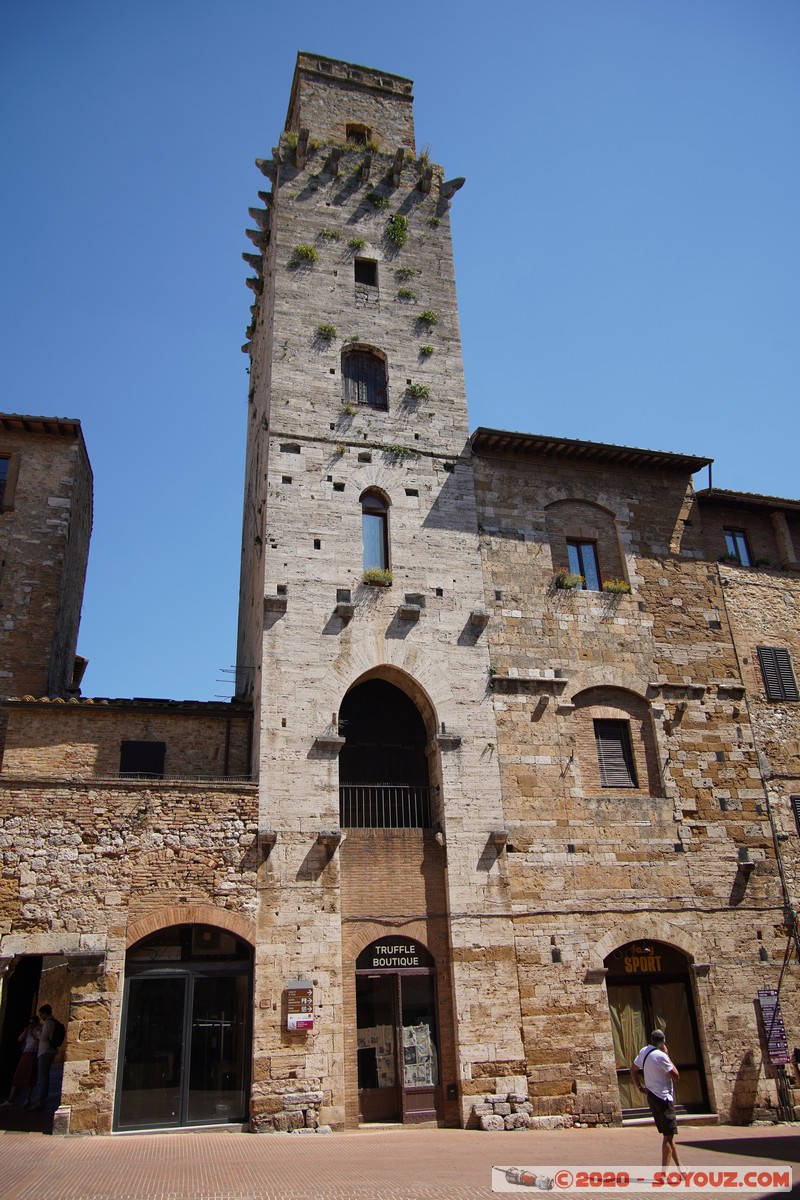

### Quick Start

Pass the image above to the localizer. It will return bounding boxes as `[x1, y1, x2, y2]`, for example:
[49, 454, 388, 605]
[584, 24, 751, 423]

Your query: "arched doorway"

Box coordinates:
[339, 678, 431, 828]
[356, 936, 441, 1124]
[115, 924, 253, 1131]
[605, 940, 709, 1114]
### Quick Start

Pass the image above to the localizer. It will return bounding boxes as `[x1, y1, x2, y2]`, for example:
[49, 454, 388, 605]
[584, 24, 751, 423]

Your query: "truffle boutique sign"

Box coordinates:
[357, 937, 434, 971]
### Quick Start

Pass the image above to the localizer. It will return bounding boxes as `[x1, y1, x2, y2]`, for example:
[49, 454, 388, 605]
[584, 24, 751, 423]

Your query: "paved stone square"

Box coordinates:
[1, 1124, 798, 1200]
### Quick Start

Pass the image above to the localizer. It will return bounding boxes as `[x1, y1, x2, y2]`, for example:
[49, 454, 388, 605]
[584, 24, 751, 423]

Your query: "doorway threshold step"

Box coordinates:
[622, 1113, 718, 1127]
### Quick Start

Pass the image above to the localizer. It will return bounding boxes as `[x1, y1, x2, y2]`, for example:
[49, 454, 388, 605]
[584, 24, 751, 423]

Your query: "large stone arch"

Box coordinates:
[126, 904, 256, 949]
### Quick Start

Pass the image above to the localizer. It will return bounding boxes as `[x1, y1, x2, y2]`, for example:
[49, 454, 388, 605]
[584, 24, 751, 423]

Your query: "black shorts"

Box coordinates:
[647, 1091, 677, 1137]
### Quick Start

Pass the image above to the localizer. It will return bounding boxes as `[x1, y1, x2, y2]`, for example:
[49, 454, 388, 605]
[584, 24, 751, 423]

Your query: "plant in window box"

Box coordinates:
[554, 570, 584, 590]
[363, 567, 393, 587]
[602, 579, 632, 594]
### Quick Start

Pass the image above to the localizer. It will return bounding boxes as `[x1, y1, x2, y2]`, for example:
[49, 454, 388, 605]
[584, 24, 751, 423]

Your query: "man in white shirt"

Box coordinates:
[631, 1029, 683, 1169]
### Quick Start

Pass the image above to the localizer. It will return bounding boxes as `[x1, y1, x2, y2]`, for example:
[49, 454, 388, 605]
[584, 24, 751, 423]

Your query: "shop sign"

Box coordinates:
[286, 980, 313, 1032]
[757, 988, 790, 1066]
[356, 937, 434, 971]
[621, 944, 663, 974]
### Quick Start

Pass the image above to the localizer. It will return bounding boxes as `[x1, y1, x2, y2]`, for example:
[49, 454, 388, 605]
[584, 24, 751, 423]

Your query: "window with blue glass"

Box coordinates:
[724, 528, 751, 566]
[567, 540, 601, 590]
[361, 491, 389, 570]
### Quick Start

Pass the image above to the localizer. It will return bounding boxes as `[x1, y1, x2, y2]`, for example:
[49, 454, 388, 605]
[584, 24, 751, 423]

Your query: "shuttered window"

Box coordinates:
[791, 797, 800, 838]
[757, 646, 799, 702]
[342, 349, 387, 410]
[594, 719, 637, 788]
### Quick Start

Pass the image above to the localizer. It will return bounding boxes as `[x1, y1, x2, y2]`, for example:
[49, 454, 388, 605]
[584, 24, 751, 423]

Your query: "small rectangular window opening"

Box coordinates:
[347, 124, 370, 145]
[354, 259, 378, 287]
[567, 540, 601, 590]
[724, 528, 752, 566]
[119, 740, 166, 779]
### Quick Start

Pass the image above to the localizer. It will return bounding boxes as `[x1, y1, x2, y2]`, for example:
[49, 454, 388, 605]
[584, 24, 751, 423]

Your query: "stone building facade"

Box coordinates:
[0, 53, 798, 1136]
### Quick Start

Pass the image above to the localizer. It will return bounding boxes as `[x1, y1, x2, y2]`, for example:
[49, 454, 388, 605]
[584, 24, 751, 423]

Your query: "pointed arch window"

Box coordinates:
[361, 491, 389, 570]
[342, 346, 387, 410]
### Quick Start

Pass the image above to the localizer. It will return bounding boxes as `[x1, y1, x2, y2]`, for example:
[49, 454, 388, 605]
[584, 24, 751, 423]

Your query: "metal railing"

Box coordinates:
[339, 783, 431, 829]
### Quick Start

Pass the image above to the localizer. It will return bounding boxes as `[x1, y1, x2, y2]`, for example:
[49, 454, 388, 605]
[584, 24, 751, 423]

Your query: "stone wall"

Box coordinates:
[0, 772, 258, 1132]
[473, 447, 799, 1123]
[0, 700, 252, 780]
[0, 420, 92, 698]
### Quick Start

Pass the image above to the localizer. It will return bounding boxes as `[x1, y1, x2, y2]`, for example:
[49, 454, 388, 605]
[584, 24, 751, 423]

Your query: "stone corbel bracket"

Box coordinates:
[264, 593, 288, 613]
[491, 675, 567, 695]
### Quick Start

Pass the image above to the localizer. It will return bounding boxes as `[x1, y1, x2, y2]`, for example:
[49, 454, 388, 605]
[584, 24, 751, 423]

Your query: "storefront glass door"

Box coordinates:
[116, 925, 252, 1131]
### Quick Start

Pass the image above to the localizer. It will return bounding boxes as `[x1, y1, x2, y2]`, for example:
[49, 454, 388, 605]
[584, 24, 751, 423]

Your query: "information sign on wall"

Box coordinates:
[286, 979, 314, 1032]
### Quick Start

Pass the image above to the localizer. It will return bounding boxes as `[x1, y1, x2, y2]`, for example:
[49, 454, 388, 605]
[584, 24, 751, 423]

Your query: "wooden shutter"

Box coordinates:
[757, 647, 799, 701]
[343, 351, 387, 410]
[594, 720, 637, 787]
[791, 797, 800, 838]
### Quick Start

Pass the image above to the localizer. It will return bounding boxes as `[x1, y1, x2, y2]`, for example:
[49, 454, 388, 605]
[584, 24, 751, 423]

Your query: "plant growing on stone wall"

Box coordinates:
[341, 402, 356, 416]
[386, 213, 409, 247]
[405, 382, 431, 400]
[317, 227, 341, 241]
[367, 191, 390, 209]
[285, 131, 298, 150]
[418, 309, 438, 327]
[335, 443, 347, 456]
[291, 244, 318, 265]
[395, 266, 417, 282]
[397, 288, 416, 301]
[317, 323, 337, 342]
[554, 570, 584, 590]
[366, 138, 381, 153]
[384, 444, 422, 460]
[428, 216, 441, 227]
[363, 567, 393, 586]
[419, 345, 435, 357]
[602, 579, 632, 594]
[348, 236, 366, 251]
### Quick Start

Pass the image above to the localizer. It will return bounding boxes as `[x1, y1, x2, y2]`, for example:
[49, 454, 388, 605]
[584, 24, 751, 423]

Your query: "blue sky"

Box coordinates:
[2, 1, 798, 701]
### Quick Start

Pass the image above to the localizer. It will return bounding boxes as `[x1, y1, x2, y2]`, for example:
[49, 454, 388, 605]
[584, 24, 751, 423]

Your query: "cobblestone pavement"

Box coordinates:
[1, 1123, 797, 1200]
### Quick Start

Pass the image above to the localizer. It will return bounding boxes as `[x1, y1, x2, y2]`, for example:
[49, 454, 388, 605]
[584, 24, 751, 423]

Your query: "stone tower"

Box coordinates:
[0, 416, 92, 701]
[237, 54, 524, 1129]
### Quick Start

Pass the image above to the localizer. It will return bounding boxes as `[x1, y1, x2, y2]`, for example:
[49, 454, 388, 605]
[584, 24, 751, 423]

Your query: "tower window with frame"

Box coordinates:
[361, 491, 389, 571]
[594, 719, 638, 788]
[757, 646, 799, 701]
[567, 539, 601, 590]
[724, 528, 752, 566]
[342, 347, 387, 410]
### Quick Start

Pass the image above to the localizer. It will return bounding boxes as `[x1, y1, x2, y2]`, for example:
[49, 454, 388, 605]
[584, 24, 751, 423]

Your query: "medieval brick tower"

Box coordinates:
[237, 54, 524, 1129]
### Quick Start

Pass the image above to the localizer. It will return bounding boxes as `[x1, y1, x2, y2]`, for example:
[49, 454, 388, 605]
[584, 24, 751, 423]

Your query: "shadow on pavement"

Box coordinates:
[682, 1135, 800, 1164]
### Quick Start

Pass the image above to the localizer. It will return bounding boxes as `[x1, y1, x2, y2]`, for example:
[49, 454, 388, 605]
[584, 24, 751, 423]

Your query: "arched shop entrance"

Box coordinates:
[115, 924, 252, 1131]
[605, 940, 710, 1115]
[356, 937, 441, 1124]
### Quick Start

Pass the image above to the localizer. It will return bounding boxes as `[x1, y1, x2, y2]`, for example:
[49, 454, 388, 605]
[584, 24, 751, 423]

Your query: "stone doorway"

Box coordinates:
[605, 940, 710, 1114]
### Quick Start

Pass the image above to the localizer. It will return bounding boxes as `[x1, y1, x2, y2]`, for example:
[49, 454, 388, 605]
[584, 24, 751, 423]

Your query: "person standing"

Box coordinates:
[1, 1015, 40, 1106]
[630, 1029, 684, 1169]
[33, 1004, 57, 1111]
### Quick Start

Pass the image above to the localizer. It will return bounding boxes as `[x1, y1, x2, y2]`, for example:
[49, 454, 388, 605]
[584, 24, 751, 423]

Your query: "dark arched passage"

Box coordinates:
[339, 678, 431, 828]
